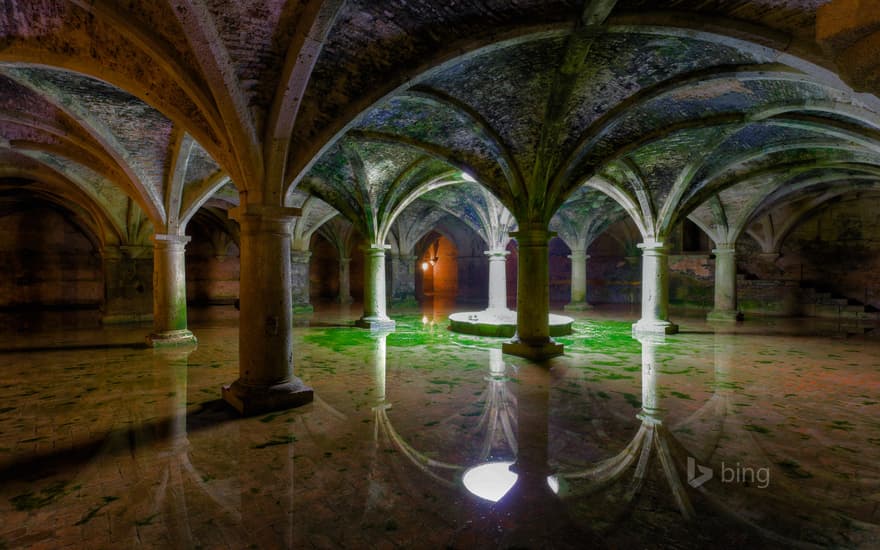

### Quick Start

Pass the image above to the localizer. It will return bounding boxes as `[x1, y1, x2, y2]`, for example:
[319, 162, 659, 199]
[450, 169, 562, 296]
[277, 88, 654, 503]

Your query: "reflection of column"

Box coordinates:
[632, 239, 678, 335]
[564, 251, 592, 311]
[356, 244, 395, 330]
[337, 257, 353, 304]
[390, 253, 418, 308]
[101, 245, 153, 324]
[372, 331, 389, 405]
[502, 227, 563, 360]
[485, 249, 510, 312]
[707, 245, 742, 322]
[223, 207, 312, 415]
[636, 335, 663, 424]
[290, 249, 313, 313]
[148, 234, 197, 346]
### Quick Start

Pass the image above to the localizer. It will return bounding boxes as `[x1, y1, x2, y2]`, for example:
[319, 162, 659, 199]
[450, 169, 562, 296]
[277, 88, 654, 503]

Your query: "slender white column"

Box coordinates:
[337, 257, 353, 304]
[564, 250, 592, 311]
[707, 244, 741, 322]
[502, 227, 563, 360]
[222, 207, 312, 415]
[356, 244, 396, 330]
[485, 249, 510, 312]
[290, 249, 313, 313]
[147, 234, 196, 346]
[632, 239, 678, 335]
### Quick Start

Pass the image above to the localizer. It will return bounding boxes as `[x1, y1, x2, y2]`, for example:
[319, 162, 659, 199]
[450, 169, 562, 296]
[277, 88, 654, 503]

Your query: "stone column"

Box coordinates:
[564, 250, 592, 311]
[707, 244, 742, 322]
[222, 207, 312, 415]
[632, 240, 678, 335]
[337, 257, 353, 304]
[290, 249, 313, 313]
[502, 228, 563, 360]
[485, 249, 510, 312]
[390, 253, 418, 308]
[147, 234, 196, 346]
[356, 244, 396, 330]
[101, 245, 153, 324]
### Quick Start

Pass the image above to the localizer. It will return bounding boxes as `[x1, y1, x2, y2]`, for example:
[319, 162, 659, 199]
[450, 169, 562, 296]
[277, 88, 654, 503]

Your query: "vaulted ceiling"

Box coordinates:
[1, 0, 879, 252]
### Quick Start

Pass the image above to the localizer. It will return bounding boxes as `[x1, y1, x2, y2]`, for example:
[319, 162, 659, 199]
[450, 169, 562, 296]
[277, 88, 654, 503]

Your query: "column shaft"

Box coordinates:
[290, 249, 313, 313]
[222, 209, 312, 415]
[338, 257, 353, 304]
[390, 253, 418, 307]
[485, 249, 509, 311]
[632, 240, 678, 335]
[356, 244, 395, 330]
[147, 234, 196, 346]
[707, 245, 742, 321]
[101, 245, 153, 324]
[564, 251, 592, 311]
[502, 228, 563, 360]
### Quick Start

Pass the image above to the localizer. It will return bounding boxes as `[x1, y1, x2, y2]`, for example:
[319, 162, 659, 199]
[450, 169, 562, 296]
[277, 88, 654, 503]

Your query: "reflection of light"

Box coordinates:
[463, 461, 516, 502]
[461, 171, 477, 183]
[421, 261, 429, 271]
[422, 315, 428, 324]
[462, 461, 560, 502]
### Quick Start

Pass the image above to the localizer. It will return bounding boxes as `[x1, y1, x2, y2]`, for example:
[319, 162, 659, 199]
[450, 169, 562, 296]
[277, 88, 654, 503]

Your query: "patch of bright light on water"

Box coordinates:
[462, 461, 560, 502]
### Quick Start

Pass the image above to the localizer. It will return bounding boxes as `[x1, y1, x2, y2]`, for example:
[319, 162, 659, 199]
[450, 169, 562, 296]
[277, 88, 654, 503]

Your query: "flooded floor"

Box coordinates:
[0, 303, 879, 548]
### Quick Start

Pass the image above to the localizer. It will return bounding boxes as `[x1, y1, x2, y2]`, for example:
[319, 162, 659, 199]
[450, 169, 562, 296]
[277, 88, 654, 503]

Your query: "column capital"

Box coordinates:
[484, 249, 510, 259]
[712, 245, 736, 256]
[567, 251, 590, 261]
[637, 240, 667, 254]
[362, 243, 391, 255]
[290, 249, 312, 263]
[153, 233, 192, 247]
[339, 257, 352, 265]
[509, 228, 556, 246]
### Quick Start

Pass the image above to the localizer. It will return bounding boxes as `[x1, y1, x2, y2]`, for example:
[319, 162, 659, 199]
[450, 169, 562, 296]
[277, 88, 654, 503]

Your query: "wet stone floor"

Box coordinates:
[0, 305, 879, 549]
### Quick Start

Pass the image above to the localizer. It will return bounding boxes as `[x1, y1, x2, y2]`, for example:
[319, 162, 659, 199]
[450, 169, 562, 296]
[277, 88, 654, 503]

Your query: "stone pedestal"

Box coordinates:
[356, 244, 396, 330]
[632, 240, 679, 336]
[390, 253, 418, 308]
[502, 228, 563, 360]
[338, 257, 353, 304]
[222, 207, 313, 415]
[707, 245, 742, 322]
[564, 251, 592, 311]
[147, 234, 196, 347]
[485, 248, 510, 311]
[101, 245, 153, 324]
[290, 249, 313, 313]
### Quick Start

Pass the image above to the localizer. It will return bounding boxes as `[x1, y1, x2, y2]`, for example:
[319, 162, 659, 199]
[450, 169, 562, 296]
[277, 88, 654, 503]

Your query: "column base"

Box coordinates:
[563, 302, 593, 312]
[103, 313, 153, 325]
[146, 329, 197, 347]
[222, 379, 313, 416]
[355, 316, 396, 331]
[293, 303, 314, 314]
[632, 320, 679, 336]
[502, 339, 565, 360]
[707, 310, 743, 322]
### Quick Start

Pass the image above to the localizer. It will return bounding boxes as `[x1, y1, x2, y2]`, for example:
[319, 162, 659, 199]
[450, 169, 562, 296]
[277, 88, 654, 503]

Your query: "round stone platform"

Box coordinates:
[448, 309, 573, 337]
